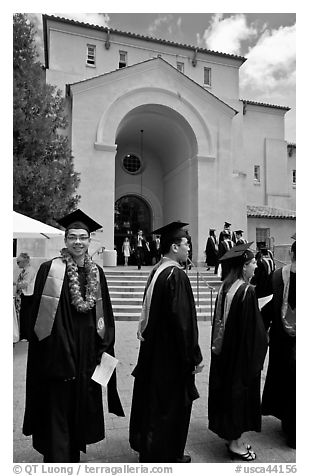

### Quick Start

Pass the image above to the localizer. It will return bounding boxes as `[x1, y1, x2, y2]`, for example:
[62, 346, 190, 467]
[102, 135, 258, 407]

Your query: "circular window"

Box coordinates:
[122, 154, 142, 174]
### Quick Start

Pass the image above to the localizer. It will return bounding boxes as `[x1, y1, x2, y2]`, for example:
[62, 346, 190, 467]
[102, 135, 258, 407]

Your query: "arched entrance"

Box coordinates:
[114, 195, 152, 265]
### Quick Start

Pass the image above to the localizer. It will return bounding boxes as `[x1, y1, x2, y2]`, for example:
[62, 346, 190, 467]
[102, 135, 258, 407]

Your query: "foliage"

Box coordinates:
[13, 13, 80, 226]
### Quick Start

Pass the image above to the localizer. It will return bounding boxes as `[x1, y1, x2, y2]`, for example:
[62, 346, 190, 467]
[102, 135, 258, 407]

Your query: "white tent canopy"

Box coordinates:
[13, 211, 65, 239]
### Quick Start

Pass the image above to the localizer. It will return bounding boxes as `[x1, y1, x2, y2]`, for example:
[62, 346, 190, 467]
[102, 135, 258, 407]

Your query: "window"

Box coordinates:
[176, 61, 184, 73]
[292, 169, 296, 185]
[122, 154, 142, 174]
[254, 165, 261, 182]
[119, 51, 127, 68]
[86, 44, 96, 66]
[256, 228, 270, 248]
[203, 67, 211, 86]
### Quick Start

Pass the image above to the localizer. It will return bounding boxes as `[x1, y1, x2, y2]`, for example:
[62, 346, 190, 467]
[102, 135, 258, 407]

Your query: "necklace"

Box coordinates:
[60, 248, 98, 312]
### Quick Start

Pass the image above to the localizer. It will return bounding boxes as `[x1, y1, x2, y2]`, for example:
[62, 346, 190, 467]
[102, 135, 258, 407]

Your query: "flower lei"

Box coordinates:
[60, 248, 99, 312]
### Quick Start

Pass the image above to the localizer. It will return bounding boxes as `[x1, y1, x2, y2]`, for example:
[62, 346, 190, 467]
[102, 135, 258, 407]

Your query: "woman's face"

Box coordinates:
[243, 258, 257, 281]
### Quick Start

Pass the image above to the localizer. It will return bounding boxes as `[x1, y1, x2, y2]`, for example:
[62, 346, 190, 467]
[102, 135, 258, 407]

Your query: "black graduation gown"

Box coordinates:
[23, 259, 124, 461]
[205, 236, 218, 266]
[251, 257, 275, 299]
[218, 240, 234, 281]
[262, 269, 296, 446]
[129, 265, 203, 462]
[208, 284, 268, 440]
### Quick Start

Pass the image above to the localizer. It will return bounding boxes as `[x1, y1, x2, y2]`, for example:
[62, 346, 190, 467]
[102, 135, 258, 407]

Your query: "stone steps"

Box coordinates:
[103, 266, 219, 321]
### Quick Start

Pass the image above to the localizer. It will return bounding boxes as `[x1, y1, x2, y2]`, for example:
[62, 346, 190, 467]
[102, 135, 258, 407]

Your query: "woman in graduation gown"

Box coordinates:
[208, 242, 268, 461]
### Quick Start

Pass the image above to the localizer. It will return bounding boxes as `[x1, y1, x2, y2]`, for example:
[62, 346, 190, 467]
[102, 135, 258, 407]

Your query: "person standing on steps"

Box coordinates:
[205, 229, 219, 274]
[133, 229, 147, 270]
[122, 236, 132, 266]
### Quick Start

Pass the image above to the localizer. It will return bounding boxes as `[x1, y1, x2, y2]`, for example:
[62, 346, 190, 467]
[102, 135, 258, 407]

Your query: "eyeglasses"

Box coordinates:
[66, 235, 90, 242]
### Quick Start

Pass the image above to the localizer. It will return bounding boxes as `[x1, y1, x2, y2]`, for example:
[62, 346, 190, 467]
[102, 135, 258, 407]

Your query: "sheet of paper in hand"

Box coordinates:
[258, 294, 273, 310]
[91, 352, 119, 387]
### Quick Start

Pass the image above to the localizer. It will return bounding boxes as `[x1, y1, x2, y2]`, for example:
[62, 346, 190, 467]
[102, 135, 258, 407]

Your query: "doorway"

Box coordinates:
[114, 195, 152, 265]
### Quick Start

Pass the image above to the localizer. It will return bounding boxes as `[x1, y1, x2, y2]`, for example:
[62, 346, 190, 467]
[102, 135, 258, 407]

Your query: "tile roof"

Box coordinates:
[247, 205, 296, 219]
[242, 99, 290, 111]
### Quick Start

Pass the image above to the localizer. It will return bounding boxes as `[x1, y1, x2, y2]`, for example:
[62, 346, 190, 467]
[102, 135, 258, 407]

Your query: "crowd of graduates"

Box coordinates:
[14, 211, 296, 463]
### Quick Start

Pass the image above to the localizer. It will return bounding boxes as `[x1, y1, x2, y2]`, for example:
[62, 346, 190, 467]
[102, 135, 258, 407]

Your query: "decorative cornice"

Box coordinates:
[94, 142, 117, 152]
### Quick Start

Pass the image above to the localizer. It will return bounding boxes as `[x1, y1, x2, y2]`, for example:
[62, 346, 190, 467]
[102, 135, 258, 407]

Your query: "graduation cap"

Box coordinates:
[219, 242, 254, 263]
[57, 209, 102, 233]
[209, 228, 216, 232]
[152, 221, 189, 238]
[235, 230, 244, 235]
[291, 232, 296, 240]
[224, 222, 231, 228]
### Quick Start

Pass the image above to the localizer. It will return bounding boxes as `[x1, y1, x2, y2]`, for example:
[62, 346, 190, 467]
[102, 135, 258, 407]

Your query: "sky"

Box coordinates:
[25, 9, 296, 143]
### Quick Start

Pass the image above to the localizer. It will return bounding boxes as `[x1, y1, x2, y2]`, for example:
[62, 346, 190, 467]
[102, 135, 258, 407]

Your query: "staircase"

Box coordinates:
[103, 266, 220, 321]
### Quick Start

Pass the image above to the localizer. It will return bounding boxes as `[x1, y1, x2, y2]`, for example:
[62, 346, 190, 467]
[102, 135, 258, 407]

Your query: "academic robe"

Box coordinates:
[23, 259, 124, 462]
[218, 239, 234, 281]
[251, 254, 275, 299]
[262, 269, 296, 447]
[205, 236, 219, 266]
[208, 283, 268, 441]
[129, 265, 203, 462]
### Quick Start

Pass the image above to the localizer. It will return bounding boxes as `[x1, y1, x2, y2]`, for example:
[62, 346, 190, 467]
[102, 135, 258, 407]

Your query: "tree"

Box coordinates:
[13, 13, 80, 226]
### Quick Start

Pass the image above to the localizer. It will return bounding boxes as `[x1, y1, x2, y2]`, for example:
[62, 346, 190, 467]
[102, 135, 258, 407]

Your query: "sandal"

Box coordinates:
[227, 447, 256, 461]
[226, 443, 256, 461]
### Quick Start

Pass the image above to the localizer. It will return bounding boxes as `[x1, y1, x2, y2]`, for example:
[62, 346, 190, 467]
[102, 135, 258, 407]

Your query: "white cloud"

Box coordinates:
[57, 13, 110, 27]
[148, 14, 183, 39]
[199, 13, 257, 54]
[240, 24, 296, 92]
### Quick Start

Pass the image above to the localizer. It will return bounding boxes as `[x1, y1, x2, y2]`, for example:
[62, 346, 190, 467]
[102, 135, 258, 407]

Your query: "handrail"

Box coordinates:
[186, 258, 217, 318]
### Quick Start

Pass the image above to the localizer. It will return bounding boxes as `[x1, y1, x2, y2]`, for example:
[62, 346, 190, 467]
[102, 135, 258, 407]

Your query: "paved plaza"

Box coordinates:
[13, 320, 296, 465]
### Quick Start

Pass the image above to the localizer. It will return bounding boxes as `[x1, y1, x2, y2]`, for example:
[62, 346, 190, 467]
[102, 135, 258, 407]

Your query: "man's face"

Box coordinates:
[65, 228, 91, 260]
[174, 237, 190, 263]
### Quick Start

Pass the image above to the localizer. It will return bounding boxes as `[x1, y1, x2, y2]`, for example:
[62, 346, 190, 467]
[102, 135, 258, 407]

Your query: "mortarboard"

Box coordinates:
[57, 209, 102, 233]
[235, 230, 244, 235]
[152, 221, 189, 237]
[224, 222, 231, 228]
[291, 232, 296, 240]
[219, 242, 254, 262]
[209, 228, 216, 232]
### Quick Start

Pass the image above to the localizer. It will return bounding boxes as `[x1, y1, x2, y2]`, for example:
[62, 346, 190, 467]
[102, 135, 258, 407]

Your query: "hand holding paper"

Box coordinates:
[258, 294, 273, 310]
[91, 352, 119, 387]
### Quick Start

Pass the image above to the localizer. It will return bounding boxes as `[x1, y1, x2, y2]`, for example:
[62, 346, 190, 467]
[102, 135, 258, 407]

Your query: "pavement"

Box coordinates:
[13, 321, 296, 464]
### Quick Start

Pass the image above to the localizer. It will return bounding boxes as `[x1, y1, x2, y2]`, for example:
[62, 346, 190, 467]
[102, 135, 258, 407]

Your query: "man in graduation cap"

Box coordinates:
[235, 230, 247, 246]
[205, 228, 219, 273]
[219, 222, 236, 244]
[22, 209, 124, 463]
[129, 221, 203, 463]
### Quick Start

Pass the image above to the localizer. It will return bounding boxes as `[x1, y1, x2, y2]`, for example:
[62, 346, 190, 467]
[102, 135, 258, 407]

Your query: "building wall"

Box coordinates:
[243, 105, 288, 208]
[247, 217, 295, 252]
[40, 17, 296, 262]
[45, 17, 242, 104]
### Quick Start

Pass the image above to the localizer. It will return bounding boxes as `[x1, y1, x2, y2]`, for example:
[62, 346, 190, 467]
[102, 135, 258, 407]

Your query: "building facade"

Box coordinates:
[42, 15, 296, 264]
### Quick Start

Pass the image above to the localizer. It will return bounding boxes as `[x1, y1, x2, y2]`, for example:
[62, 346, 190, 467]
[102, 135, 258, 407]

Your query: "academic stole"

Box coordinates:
[34, 258, 105, 341]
